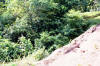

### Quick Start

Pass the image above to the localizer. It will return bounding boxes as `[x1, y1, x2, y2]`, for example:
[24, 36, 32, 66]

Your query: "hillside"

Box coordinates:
[36, 25, 100, 66]
[1, 11, 100, 66]
[0, 0, 100, 66]
[35, 11, 100, 66]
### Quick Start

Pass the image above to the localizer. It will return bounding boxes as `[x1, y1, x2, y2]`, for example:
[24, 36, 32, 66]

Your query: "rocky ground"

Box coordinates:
[36, 25, 100, 66]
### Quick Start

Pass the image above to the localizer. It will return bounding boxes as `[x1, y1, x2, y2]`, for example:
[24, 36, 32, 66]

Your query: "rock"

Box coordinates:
[36, 25, 100, 66]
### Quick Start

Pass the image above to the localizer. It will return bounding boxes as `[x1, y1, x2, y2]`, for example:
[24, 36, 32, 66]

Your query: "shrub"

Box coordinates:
[35, 32, 69, 53]
[0, 2, 7, 15]
[0, 11, 16, 26]
[61, 10, 90, 39]
[33, 48, 49, 61]
[0, 36, 33, 62]
[2, 15, 38, 43]
[0, 39, 23, 62]
[19, 36, 34, 56]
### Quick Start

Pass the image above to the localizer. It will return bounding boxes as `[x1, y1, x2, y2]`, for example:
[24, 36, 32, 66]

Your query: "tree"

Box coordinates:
[0, 0, 95, 43]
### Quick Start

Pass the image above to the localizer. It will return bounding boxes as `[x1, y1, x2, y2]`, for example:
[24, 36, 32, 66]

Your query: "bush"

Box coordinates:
[2, 15, 38, 43]
[0, 11, 16, 26]
[61, 10, 90, 39]
[35, 32, 69, 53]
[0, 39, 23, 62]
[19, 36, 34, 55]
[33, 48, 49, 61]
[0, 36, 33, 62]
[0, 2, 6, 15]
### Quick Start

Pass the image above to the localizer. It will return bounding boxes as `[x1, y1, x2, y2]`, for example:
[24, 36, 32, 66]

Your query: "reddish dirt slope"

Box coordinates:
[36, 25, 100, 66]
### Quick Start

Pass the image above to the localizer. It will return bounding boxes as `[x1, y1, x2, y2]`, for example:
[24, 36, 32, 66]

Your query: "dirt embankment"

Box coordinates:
[36, 25, 100, 66]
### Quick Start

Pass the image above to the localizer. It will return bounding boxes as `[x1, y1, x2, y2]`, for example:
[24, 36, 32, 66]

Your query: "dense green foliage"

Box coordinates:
[0, 36, 33, 62]
[0, 0, 98, 62]
[35, 32, 69, 53]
